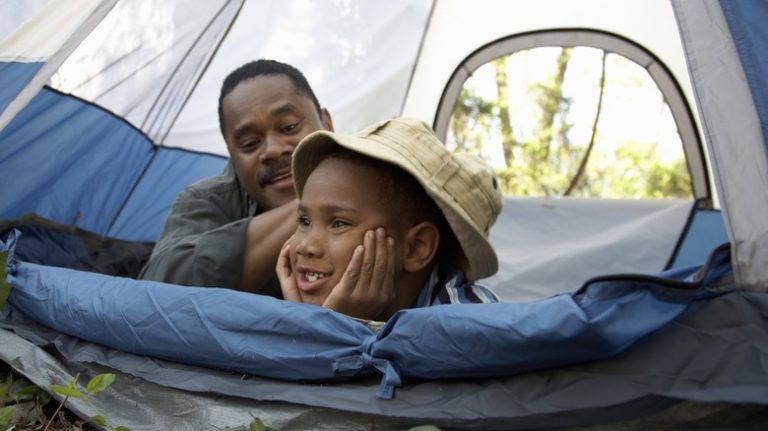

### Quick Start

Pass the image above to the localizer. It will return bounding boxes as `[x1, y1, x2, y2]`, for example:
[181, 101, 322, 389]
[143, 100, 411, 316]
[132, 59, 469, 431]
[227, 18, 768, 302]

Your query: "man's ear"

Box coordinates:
[403, 222, 440, 273]
[321, 108, 334, 132]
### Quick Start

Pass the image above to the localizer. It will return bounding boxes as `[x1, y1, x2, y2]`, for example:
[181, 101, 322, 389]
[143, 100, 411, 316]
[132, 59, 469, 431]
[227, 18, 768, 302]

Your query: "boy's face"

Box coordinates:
[290, 157, 404, 305]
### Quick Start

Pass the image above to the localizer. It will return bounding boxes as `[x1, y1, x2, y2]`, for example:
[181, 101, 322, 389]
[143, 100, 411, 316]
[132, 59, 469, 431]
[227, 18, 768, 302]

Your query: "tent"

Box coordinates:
[1, 0, 767, 429]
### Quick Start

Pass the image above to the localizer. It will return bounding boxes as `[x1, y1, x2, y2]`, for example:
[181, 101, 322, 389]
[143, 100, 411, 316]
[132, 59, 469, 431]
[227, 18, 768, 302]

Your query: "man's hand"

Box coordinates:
[322, 228, 396, 320]
[276, 236, 302, 302]
[241, 199, 299, 294]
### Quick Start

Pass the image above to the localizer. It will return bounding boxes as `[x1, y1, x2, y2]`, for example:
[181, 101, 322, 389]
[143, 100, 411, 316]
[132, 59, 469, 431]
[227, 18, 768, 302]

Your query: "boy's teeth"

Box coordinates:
[306, 272, 325, 282]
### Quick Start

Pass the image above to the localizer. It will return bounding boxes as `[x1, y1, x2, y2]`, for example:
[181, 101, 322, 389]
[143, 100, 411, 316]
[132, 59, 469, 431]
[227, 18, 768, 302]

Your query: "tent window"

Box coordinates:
[435, 31, 708, 201]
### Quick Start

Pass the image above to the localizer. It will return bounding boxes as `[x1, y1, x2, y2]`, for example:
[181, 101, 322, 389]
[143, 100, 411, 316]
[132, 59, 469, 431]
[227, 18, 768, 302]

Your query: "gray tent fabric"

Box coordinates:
[2, 285, 767, 430]
[485, 197, 694, 301]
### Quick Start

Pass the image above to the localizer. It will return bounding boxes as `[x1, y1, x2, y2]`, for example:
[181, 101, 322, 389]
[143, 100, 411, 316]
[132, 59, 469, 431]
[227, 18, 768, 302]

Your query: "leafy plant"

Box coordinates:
[0, 405, 13, 429]
[0, 370, 52, 428]
[47, 372, 129, 431]
[218, 414, 277, 431]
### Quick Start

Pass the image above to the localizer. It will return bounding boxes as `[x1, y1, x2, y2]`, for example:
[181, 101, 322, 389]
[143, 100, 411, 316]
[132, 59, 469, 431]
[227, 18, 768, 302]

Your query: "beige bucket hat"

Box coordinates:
[292, 117, 503, 280]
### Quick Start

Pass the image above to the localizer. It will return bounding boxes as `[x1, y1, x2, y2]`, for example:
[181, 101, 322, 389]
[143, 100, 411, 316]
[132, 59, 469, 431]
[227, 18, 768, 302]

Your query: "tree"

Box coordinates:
[447, 46, 692, 199]
[564, 50, 606, 196]
[449, 87, 495, 155]
[497, 47, 575, 196]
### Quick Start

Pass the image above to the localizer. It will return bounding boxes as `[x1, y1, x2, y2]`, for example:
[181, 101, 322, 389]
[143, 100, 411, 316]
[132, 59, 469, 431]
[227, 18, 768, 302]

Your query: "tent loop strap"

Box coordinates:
[333, 335, 403, 400]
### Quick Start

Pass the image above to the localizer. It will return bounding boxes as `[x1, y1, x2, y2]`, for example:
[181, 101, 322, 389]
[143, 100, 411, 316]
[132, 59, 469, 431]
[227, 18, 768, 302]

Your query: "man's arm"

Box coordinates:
[141, 169, 298, 293]
[139, 183, 251, 289]
[239, 199, 298, 293]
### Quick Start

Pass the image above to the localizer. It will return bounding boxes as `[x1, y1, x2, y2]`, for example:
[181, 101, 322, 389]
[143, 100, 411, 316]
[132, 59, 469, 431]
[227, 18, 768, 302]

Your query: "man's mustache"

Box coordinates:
[259, 158, 292, 186]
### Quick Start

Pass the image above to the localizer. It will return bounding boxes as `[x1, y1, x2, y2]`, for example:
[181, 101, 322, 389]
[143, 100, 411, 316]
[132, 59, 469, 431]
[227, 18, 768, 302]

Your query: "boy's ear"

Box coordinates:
[321, 108, 334, 132]
[403, 222, 440, 273]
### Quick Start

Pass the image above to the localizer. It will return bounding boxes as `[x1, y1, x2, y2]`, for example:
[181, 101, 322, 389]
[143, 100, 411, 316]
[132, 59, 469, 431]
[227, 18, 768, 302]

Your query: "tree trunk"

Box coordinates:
[495, 57, 515, 164]
[564, 50, 607, 196]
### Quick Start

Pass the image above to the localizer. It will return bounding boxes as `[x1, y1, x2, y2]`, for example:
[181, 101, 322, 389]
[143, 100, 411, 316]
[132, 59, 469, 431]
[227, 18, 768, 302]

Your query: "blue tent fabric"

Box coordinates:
[0, 223, 88, 267]
[0, 88, 153, 234]
[107, 147, 227, 241]
[667, 207, 728, 270]
[2, 230, 374, 381]
[1, 229, 733, 400]
[370, 251, 731, 387]
[0, 61, 41, 114]
[720, 0, 768, 147]
[0, 88, 226, 242]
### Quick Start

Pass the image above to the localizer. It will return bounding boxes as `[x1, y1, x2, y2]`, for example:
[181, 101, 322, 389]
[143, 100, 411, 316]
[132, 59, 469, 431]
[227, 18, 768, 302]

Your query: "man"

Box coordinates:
[139, 59, 334, 295]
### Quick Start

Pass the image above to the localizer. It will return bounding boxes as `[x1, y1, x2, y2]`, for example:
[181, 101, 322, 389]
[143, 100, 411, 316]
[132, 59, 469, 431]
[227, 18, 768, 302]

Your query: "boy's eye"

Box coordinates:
[330, 219, 348, 228]
[298, 215, 311, 227]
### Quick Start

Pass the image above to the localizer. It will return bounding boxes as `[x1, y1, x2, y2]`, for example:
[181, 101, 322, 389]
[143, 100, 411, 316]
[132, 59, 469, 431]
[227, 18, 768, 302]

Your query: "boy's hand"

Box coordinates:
[323, 228, 395, 320]
[276, 236, 302, 302]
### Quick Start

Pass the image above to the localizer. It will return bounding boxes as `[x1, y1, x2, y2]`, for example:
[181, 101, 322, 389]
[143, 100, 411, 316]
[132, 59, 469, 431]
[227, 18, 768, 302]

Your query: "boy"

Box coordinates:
[276, 117, 503, 321]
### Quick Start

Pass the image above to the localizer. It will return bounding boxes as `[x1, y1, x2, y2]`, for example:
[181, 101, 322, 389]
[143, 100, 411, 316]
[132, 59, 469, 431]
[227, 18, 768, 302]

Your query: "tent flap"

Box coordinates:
[0, 0, 117, 130]
[2, 228, 733, 400]
[673, 0, 768, 290]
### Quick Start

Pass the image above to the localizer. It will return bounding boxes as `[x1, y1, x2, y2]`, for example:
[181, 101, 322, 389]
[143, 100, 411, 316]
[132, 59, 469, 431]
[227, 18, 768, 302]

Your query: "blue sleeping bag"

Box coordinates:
[1, 229, 731, 399]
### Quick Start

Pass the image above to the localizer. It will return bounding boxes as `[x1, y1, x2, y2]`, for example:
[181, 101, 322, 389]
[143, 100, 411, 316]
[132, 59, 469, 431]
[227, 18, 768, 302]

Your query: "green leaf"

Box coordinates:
[13, 384, 42, 400]
[28, 402, 44, 423]
[409, 426, 441, 431]
[91, 413, 108, 427]
[34, 388, 51, 406]
[249, 417, 268, 431]
[0, 374, 11, 403]
[113, 426, 132, 431]
[0, 251, 10, 312]
[0, 405, 15, 427]
[86, 373, 115, 395]
[49, 383, 82, 399]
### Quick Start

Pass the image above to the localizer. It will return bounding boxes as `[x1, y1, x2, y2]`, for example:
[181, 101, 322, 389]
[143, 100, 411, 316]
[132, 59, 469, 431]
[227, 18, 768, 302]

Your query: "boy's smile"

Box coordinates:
[291, 157, 402, 305]
[296, 264, 330, 295]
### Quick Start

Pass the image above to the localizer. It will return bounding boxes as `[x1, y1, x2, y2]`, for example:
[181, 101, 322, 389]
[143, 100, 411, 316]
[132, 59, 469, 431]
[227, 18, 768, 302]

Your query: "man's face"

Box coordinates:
[221, 75, 332, 211]
[290, 157, 405, 305]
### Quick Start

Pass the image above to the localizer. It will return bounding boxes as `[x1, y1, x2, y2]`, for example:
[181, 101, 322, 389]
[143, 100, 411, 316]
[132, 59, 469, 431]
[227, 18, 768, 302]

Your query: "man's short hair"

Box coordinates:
[217, 59, 322, 136]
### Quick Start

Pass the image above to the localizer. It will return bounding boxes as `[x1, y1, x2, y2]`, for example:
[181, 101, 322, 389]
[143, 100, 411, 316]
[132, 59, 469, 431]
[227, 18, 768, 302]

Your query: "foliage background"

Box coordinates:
[447, 47, 692, 199]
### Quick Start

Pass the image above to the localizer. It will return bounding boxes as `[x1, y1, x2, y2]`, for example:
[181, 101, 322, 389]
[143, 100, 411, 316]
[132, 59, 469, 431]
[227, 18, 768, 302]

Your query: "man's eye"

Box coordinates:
[298, 215, 311, 227]
[239, 139, 260, 150]
[281, 122, 299, 133]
